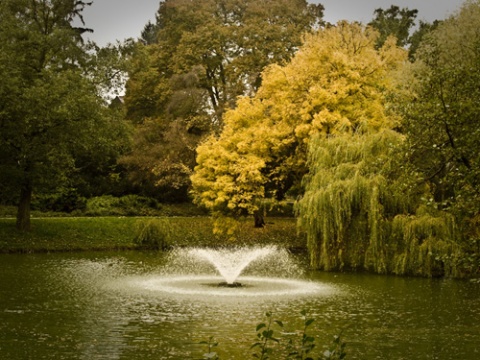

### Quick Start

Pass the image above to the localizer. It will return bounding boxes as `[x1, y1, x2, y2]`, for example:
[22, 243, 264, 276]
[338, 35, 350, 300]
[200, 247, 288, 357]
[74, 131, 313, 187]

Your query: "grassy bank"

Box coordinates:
[0, 216, 304, 253]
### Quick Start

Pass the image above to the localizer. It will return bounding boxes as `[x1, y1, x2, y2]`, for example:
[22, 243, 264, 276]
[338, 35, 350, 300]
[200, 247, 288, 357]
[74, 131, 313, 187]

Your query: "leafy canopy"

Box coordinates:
[368, 5, 418, 48]
[397, 0, 480, 223]
[297, 1, 480, 277]
[122, 0, 323, 201]
[191, 22, 406, 218]
[0, 0, 127, 230]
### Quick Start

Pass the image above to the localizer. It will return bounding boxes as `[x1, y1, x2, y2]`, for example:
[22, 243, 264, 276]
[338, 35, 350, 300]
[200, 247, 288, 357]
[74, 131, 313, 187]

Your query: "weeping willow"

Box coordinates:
[297, 129, 462, 277]
[391, 207, 462, 277]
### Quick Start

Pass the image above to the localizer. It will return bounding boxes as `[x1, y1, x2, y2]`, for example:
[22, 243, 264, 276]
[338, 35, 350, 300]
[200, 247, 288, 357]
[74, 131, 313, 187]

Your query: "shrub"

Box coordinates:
[133, 219, 172, 250]
[84, 195, 161, 216]
[0, 205, 16, 217]
[32, 191, 86, 213]
[84, 195, 120, 216]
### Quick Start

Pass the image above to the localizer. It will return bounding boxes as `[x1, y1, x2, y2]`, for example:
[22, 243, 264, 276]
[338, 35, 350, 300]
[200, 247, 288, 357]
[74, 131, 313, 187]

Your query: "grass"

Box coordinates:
[0, 217, 138, 253]
[0, 216, 305, 253]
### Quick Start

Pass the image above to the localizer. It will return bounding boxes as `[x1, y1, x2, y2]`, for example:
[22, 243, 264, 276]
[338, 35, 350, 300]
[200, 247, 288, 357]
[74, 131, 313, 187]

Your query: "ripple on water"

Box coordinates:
[114, 275, 339, 299]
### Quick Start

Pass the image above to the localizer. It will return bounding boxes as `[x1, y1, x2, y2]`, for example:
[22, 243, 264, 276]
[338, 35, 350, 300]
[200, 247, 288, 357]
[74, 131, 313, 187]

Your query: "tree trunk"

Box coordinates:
[254, 210, 265, 228]
[16, 182, 32, 232]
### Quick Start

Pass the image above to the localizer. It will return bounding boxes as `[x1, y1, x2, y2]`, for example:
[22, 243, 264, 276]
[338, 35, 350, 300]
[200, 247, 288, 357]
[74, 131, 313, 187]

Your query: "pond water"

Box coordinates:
[0, 250, 479, 359]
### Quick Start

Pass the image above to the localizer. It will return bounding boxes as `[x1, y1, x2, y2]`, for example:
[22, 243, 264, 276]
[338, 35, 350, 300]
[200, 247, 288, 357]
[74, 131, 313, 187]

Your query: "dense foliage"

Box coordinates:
[398, 0, 480, 228]
[297, 130, 463, 277]
[368, 5, 418, 48]
[395, 0, 480, 274]
[298, 1, 480, 277]
[191, 3, 480, 276]
[191, 22, 405, 226]
[121, 0, 324, 201]
[0, 0, 129, 230]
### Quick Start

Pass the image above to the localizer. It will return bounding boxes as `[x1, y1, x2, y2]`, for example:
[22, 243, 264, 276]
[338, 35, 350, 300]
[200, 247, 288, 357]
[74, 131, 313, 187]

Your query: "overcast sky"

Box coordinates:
[81, 0, 466, 46]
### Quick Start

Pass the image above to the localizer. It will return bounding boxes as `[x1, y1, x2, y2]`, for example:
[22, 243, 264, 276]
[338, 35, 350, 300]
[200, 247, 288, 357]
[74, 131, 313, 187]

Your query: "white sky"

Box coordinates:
[80, 0, 467, 46]
[318, 0, 464, 25]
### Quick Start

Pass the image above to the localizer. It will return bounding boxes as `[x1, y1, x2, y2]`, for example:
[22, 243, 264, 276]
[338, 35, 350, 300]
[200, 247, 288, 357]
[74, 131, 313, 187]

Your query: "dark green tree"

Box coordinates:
[388, 0, 480, 273]
[407, 20, 441, 61]
[140, 21, 159, 45]
[0, 0, 127, 230]
[368, 5, 418, 48]
[397, 0, 480, 243]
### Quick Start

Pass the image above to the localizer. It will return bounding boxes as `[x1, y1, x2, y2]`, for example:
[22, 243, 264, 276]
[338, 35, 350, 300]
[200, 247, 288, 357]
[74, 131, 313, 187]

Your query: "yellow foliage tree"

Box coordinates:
[191, 22, 406, 225]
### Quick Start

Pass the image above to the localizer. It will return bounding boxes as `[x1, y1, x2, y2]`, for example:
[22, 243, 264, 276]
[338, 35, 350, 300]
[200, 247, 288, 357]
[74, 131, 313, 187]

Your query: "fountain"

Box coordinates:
[187, 246, 278, 286]
[128, 245, 336, 298]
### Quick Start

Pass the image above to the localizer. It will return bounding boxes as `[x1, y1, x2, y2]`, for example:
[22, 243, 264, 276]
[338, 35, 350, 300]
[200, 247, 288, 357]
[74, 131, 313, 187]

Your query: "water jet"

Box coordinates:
[132, 246, 334, 298]
[187, 245, 278, 285]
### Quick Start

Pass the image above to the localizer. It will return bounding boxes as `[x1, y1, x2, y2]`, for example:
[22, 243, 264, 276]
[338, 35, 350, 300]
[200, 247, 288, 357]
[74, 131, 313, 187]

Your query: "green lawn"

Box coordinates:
[0, 216, 304, 253]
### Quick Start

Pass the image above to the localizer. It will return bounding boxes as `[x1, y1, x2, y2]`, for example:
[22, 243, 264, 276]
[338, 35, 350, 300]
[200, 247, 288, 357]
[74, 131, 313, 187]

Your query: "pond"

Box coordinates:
[0, 249, 479, 359]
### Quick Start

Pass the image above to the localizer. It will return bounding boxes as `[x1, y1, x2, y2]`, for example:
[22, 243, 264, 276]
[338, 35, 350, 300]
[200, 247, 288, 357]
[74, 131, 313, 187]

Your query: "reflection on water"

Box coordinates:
[0, 251, 479, 359]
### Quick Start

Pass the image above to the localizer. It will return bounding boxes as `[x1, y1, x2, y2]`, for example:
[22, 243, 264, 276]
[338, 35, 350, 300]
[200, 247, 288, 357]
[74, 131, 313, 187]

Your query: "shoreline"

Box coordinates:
[0, 216, 303, 254]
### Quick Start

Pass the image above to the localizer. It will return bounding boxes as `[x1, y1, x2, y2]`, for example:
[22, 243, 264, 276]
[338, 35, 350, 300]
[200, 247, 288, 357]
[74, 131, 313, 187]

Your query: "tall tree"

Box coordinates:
[122, 0, 324, 201]
[296, 1, 480, 277]
[191, 22, 406, 227]
[133, 0, 324, 121]
[0, 0, 121, 230]
[368, 5, 418, 48]
[397, 0, 480, 227]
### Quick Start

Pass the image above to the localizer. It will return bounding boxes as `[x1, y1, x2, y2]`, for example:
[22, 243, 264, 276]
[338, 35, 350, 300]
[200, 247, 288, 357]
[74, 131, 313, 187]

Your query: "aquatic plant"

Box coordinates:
[199, 311, 346, 360]
[199, 337, 219, 360]
[251, 311, 281, 359]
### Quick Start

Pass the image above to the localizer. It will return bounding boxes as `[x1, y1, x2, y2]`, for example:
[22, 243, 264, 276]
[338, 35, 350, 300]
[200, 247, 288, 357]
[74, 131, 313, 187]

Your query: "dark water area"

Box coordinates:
[0, 250, 479, 359]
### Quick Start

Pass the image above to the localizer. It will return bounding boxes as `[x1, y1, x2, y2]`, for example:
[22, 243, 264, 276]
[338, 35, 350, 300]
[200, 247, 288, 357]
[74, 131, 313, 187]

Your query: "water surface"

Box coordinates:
[0, 251, 479, 359]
